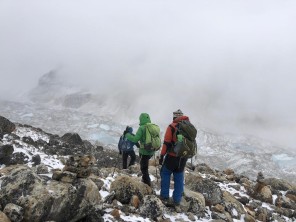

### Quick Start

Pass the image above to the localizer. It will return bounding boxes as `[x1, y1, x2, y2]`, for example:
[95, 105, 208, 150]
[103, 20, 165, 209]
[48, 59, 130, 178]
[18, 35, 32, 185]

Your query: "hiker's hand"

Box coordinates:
[159, 155, 164, 165]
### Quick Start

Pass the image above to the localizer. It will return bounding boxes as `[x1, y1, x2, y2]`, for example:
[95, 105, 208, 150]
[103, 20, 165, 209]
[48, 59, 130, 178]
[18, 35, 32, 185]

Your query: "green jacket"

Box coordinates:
[126, 113, 155, 156]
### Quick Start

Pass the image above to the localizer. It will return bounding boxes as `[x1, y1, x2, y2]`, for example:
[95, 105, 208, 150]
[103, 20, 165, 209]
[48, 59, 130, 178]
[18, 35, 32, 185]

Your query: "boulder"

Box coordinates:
[0, 165, 43, 207]
[61, 133, 83, 145]
[139, 195, 164, 219]
[0, 145, 14, 158]
[0, 116, 15, 134]
[110, 175, 153, 204]
[249, 182, 273, 204]
[3, 203, 24, 222]
[222, 191, 246, 219]
[36, 164, 49, 174]
[32, 154, 41, 166]
[194, 163, 216, 175]
[10, 152, 29, 165]
[186, 173, 223, 206]
[184, 188, 206, 217]
[22, 136, 36, 146]
[0, 145, 14, 165]
[0, 165, 101, 222]
[0, 211, 11, 222]
[263, 178, 296, 191]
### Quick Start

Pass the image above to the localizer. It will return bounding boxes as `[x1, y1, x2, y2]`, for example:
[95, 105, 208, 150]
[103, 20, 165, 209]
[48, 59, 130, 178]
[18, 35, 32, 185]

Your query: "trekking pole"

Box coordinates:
[154, 153, 158, 183]
[112, 153, 120, 177]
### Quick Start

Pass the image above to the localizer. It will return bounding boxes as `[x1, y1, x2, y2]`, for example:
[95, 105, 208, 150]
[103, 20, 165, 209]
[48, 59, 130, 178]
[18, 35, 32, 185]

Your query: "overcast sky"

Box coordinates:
[1, 0, 296, 150]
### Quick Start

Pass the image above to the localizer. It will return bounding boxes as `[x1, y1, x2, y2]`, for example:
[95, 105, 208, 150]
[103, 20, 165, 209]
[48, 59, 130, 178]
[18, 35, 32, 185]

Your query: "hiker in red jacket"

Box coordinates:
[159, 109, 189, 207]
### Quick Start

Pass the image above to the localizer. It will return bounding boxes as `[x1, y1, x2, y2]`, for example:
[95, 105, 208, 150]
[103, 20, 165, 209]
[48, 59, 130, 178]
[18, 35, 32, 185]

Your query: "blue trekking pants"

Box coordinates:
[160, 165, 184, 204]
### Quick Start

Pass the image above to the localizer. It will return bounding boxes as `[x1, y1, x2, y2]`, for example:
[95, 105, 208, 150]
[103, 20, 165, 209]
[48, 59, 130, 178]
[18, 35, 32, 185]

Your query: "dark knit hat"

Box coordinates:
[173, 109, 183, 118]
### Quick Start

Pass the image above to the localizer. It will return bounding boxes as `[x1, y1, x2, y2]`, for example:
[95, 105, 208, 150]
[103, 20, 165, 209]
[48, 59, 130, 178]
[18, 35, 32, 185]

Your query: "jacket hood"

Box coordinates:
[173, 115, 189, 123]
[127, 126, 133, 133]
[139, 113, 151, 125]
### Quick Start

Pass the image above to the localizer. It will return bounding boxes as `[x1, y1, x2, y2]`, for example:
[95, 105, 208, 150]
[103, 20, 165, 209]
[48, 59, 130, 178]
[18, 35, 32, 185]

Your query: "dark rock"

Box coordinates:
[49, 137, 60, 146]
[10, 152, 29, 165]
[6, 133, 20, 141]
[96, 146, 104, 151]
[235, 195, 250, 205]
[32, 154, 41, 166]
[0, 156, 11, 165]
[36, 139, 48, 147]
[194, 163, 216, 175]
[61, 133, 83, 145]
[0, 116, 16, 134]
[43, 146, 58, 155]
[77, 206, 104, 222]
[22, 136, 36, 146]
[0, 144, 14, 165]
[0, 145, 14, 158]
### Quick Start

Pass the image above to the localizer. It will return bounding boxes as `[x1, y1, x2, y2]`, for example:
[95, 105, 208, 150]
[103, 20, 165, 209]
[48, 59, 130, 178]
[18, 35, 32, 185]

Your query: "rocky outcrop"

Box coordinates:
[0, 165, 102, 222]
[0, 117, 295, 222]
[0, 116, 15, 134]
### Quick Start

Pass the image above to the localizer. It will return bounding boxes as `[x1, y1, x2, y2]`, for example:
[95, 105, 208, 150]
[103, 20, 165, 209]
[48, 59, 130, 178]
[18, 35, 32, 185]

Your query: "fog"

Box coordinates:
[1, 0, 296, 150]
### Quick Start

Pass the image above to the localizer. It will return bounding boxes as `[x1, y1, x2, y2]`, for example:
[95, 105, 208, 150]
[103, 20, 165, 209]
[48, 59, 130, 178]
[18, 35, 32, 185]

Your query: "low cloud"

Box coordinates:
[0, 0, 296, 149]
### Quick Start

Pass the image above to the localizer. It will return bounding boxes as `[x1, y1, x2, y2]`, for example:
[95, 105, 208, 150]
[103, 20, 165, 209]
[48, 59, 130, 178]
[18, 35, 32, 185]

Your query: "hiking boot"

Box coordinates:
[141, 179, 151, 187]
[161, 198, 175, 207]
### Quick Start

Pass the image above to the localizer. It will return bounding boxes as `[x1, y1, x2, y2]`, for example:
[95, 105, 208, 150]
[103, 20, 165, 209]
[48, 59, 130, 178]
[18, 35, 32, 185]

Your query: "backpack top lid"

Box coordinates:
[177, 120, 197, 141]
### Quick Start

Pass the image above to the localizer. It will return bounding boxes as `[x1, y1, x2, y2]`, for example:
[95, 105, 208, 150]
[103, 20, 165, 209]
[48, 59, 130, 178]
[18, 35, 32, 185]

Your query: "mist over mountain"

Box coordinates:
[1, 70, 296, 185]
[0, 0, 296, 188]
[1, 1, 296, 150]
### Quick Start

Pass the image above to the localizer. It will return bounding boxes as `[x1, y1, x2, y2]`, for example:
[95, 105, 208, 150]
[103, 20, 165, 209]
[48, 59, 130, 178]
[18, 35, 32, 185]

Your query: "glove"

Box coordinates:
[159, 155, 164, 165]
[119, 150, 122, 155]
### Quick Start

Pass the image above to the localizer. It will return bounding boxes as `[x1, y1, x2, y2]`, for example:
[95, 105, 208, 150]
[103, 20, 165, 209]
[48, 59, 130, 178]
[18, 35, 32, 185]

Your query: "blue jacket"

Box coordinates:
[118, 127, 138, 152]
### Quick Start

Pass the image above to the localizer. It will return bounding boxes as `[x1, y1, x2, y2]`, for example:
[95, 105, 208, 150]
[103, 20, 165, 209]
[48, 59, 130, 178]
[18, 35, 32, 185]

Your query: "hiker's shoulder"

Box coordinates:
[174, 116, 190, 123]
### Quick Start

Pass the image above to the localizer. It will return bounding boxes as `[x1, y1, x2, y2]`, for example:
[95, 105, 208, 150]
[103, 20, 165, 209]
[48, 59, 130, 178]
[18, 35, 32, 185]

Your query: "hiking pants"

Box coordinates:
[160, 165, 184, 204]
[122, 150, 136, 169]
[140, 154, 152, 186]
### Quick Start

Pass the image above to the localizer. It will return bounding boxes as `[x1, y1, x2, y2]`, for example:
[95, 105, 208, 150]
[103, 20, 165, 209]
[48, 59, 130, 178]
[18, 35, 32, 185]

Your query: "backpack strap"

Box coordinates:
[166, 124, 176, 153]
[169, 124, 175, 135]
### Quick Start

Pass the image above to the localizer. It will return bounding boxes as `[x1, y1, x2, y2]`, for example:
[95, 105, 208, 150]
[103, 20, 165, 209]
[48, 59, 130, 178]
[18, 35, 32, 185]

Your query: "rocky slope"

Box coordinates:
[0, 116, 295, 222]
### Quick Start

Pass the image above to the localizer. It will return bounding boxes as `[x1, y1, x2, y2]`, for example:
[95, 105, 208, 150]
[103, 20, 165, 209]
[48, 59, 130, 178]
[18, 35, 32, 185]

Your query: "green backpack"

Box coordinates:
[144, 123, 161, 151]
[172, 120, 197, 158]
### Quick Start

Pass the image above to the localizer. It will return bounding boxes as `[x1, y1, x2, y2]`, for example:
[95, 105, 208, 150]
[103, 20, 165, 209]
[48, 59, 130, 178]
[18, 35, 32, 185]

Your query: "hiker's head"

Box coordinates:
[126, 126, 133, 133]
[139, 113, 151, 125]
[173, 109, 183, 120]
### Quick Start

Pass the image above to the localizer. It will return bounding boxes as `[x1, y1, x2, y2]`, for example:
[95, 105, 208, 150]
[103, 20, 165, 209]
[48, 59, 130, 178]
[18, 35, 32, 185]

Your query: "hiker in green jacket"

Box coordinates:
[125, 113, 155, 187]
